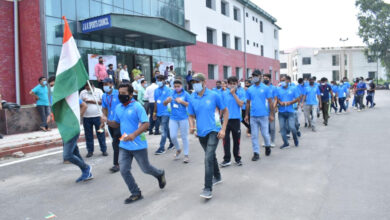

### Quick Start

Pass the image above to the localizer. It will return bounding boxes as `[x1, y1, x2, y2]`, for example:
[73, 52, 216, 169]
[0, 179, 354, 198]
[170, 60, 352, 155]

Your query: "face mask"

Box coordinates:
[310, 82, 314, 86]
[193, 83, 203, 93]
[42, 81, 47, 85]
[144, 83, 148, 87]
[99, 61, 103, 64]
[50, 87, 54, 93]
[103, 86, 112, 93]
[229, 85, 237, 90]
[263, 80, 270, 85]
[157, 81, 164, 87]
[137, 66, 140, 69]
[118, 94, 130, 104]
[280, 82, 287, 87]
[175, 86, 183, 93]
[216, 86, 221, 89]
[321, 83, 326, 86]
[252, 77, 260, 83]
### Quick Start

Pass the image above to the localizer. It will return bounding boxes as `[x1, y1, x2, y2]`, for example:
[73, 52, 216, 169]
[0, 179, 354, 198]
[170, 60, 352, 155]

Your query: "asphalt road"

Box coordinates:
[1, 91, 390, 220]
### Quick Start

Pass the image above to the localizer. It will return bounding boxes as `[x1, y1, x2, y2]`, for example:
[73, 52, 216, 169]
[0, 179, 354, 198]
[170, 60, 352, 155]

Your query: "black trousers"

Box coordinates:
[108, 126, 121, 166]
[37, 105, 50, 128]
[241, 110, 251, 134]
[223, 119, 241, 163]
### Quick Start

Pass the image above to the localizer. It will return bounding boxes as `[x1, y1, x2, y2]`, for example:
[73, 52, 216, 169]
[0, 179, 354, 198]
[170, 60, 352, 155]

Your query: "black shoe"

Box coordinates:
[167, 143, 175, 150]
[304, 123, 308, 128]
[124, 194, 143, 204]
[297, 131, 301, 137]
[149, 131, 154, 135]
[251, 153, 260, 161]
[86, 152, 93, 158]
[235, 161, 243, 166]
[220, 161, 231, 167]
[154, 132, 161, 135]
[317, 112, 320, 118]
[157, 170, 166, 189]
[265, 147, 271, 156]
[102, 152, 108, 156]
[109, 165, 120, 173]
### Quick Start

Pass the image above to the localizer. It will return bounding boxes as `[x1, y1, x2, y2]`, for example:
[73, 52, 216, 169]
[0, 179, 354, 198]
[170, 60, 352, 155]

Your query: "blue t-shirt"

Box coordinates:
[356, 82, 366, 95]
[304, 85, 320, 105]
[32, 84, 49, 106]
[222, 90, 246, 120]
[276, 86, 300, 113]
[102, 89, 120, 121]
[319, 84, 332, 101]
[188, 89, 226, 137]
[237, 87, 246, 110]
[79, 99, 83, 105]
[114, 100, 149, 151]
[331, 85, 339, 95]
[344, 82, 351, 89]
[246, 83, 272, 117]
[154, 86, 172, 116]
[212, 87, 223, 95]
[170, 89, 191, 121]
[337, 85, 348, 98]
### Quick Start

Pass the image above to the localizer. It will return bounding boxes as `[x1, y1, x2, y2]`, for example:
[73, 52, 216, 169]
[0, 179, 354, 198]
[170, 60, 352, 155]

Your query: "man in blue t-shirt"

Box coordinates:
[220, 76, 246, 167]
[153, 75, 174, 155]
[356, 77, 367, 111]
[103, 83, 166, 204]
[101, 78, 121, 173]
[330, 81, 339, 113]
[212, 80, 223, 95]
[188, 73, 228, 200]
[337, 81, 349, 113]
[319, 77, 334, 126]
[263, 74, 277, 147]
[30, 76, 50, 131]
[301, 77, 322, 132]
[244, 70, 274, 160]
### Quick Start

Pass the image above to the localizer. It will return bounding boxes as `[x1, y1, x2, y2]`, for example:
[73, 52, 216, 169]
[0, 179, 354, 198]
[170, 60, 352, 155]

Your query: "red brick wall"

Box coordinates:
[0, 1, 16, 102]
[0, 0, 43, 105]
[19, 0, 43, 104]
[186, 41, 280, 88]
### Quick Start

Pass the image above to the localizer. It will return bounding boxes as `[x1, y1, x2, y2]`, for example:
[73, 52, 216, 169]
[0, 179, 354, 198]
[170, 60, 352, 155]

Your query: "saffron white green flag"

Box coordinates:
[52, 17, 89, 143]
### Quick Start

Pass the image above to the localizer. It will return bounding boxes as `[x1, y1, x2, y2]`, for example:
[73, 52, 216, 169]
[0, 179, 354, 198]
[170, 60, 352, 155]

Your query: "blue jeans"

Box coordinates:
[83, 117, 107, 153]
[278, 112, 298, 146]
[157, 116, 172, 151]
[338, 97, 347, 112]
[169, 119, 189, 155]
[198, 132, 221, 191]
[63, 134, 88, 170]
[269, 113, 276, 144]
[119, 148, 163, 195]
[250, 116, 271, 153]
[148, 103, 160, 133]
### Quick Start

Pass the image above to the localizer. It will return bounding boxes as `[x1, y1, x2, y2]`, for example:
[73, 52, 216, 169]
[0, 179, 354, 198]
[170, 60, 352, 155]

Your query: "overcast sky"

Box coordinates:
[252, 0, 366, 50]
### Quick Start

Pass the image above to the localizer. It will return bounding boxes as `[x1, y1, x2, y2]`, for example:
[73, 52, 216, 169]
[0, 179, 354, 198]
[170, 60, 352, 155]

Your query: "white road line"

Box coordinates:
[0, 146, 86, 168]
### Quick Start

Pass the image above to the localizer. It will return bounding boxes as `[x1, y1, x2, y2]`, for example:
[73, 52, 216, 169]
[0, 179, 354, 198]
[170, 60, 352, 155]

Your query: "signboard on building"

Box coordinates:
[87, 54, 117, 80]
[81, 14, 111, 33]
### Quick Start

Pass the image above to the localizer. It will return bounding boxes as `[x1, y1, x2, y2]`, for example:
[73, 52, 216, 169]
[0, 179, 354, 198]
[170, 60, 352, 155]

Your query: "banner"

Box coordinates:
[157, 61, 174, 74]
[87, 54, 117, 80]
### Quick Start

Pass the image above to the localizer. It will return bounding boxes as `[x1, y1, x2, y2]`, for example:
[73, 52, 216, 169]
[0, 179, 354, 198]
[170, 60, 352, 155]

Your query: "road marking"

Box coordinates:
[0, 145, 86, 168]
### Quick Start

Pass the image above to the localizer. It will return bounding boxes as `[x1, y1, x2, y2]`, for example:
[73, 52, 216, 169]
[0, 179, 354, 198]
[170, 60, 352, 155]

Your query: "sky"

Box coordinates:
[252, 0, 366, 50]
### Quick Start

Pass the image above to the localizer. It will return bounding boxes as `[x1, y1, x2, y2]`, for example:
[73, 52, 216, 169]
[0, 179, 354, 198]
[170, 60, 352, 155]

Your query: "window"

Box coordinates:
[345, 70, 348, 78]
[332, 70, 340, 81]
[260, 21, 263, 33]
[247, 40, 250, 45]
[233, 7, 241, 22]
[303, 73, 311, 79]
[252, 16, 255, 21]
[222, 33, 230, 48]
[344, 54, 348, 66]
[246, 68, 252, 78]
[206, 0, 215, 10]
[302, 57, 311, 65]
[236, 67, 243, 79]
[223, 66, 230, 79]
[234, 37, 242, 51]
[207, 28, 216, 45]
[261, 45, 264, 56]
[256, 18, 258, 23]
[280, 63, 287, 69]
[256, 43, 259, 47]
[221, 1, 229, 16]
[368, 56, 376, 63]
[274, 29, 278, 39]
[368, 71, 376, 79]
[253, 42, 256, 47]
[332, 55, 340, 66]
[208, 64, 217, 79]
[246, 12, 248, 17]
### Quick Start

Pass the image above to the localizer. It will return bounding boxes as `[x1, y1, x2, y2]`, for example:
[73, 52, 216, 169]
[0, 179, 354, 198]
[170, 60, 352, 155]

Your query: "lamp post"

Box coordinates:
[339, 38, 348, 81]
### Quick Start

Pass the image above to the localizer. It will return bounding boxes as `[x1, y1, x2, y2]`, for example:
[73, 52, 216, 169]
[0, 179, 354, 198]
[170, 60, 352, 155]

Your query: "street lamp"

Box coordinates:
[339, 38, 348, 81]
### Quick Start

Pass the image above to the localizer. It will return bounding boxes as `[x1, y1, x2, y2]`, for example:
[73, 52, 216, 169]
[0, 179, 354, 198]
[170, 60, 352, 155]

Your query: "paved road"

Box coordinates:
[1, 91, 390, 220]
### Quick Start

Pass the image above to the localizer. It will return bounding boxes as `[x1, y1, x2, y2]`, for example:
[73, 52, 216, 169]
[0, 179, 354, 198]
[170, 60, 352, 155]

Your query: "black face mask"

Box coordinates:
[99, 61, 103, 64]
[118, 94, 130, 104]
[216, 86, 221, 89]
[309, 82, 314, 86]
[263, 80, 270, 85]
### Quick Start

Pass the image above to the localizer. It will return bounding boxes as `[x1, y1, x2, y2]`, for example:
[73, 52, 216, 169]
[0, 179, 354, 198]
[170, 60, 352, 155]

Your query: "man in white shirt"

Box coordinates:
[80, 83, 108, 158]
[131, 74, 142, 101]
[119, 65, 130, 83]
[144, 77, 160, 135]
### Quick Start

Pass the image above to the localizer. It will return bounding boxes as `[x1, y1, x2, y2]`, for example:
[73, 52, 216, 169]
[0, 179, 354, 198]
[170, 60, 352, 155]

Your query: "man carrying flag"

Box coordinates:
[52, 17, 92, 182]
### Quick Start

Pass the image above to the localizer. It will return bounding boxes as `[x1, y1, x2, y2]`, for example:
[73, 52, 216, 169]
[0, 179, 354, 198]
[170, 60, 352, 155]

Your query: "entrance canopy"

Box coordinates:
[78, 13, 196, 50]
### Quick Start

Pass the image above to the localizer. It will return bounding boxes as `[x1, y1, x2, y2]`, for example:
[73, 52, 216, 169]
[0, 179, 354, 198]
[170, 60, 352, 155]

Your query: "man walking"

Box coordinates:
[188, 73, 228, 199]
[302, 77, 322, 132]
[102, 83, 166, 204]
[30, 76, 50, 132]
[220, 76, 245, 167]
[356, 78, 367, 111]
[144, 77, 160, 134]
[102, 78, 121, 173]
[319, 77, 334, 126]
[80, 83, 108, 157]
[262, 74, 277, 147]
[337, 81, 349, 113]
[245, 70, 274, 160]
[95, 57, 108, 90]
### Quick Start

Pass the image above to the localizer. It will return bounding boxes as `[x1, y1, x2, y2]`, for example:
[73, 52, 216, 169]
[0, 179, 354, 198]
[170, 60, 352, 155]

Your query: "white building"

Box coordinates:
[280, 47, 387, 82]
[185, 0, 281, 86]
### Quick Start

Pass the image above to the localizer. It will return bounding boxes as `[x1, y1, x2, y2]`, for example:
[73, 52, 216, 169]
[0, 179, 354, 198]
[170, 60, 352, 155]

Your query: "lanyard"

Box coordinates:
[106, 94, 113, 108]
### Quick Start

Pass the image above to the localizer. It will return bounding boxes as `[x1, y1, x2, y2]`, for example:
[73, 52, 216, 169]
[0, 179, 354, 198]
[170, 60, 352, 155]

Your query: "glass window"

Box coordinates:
[260, 21, 263, 33]
[46, 17, 62, 45]
[302, 57, 311, 65]
[134, 0, 142, 14]
[90, 0, 102, 17]
[102, 4, 113, 14]
[151, 0, 160, 16]
[45, 0, 61, 17]
[143, 0, 151, 16]
[206, 0, 212, 9]
[261, 45, 264, 56]
[47, 45, 62, 77]
[223, 66, 229, 79]
[90, 34, 104, 49]
[124, 0, 134, 11]
[61, 0, 76, 20]
[332, 55, 340, 66]
[114, 7, 124, 13]
[113, 0, 124, 7]
[280, 63, 287, 69]
[208, 64, 215, 80]
[77, 0, 90, 20]
[102, 0, 113, 4]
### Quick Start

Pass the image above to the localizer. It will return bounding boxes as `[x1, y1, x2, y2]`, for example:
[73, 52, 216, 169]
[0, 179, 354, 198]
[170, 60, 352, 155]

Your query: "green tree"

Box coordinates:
[356, 0, 390, 79]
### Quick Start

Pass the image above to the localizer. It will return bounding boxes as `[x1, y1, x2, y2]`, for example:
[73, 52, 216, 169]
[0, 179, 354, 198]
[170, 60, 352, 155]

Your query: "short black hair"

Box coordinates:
[38, 76, 46, 82]
[48, 76, 56, 83]
[151, 77, 157, 83]
[140, 80, 146, 84]
[298, 78, 304, 84]
[98, 56, 103, 59]
[118, 83, 134, 95]
[227, 76, 238, 84]
[321, 77, 327, 82]
[173, 79, 182, 85]
[313, 76, 317, 80]
[157, 75, 165, 80]
[286, 76, 291, 81]
[263, 74, 271, 79]
[108, 64, 113, 67]
[216, 80, 222, 84]
[252, 69, 262, 76]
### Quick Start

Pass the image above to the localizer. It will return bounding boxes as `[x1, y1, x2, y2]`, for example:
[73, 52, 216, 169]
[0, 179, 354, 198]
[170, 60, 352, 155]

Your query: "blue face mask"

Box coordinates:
[280, 82, 287, 87]
[42, 81, 47, 86]
[103, 86, 112, 93]
[252, 77, 260, 84]
[157, 81, 164, 87]
[193, 83, 203, 93]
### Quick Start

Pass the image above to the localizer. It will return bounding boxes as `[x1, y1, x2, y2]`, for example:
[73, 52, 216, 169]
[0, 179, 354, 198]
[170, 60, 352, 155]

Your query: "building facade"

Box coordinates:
[184, 0, 281, 87]
[1, 0, 194, 105]
[280, 47, 387, 82]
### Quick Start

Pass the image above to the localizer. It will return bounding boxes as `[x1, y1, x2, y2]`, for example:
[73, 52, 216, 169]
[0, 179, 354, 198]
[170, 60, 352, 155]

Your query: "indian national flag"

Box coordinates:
[52, 17, 89, 143]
